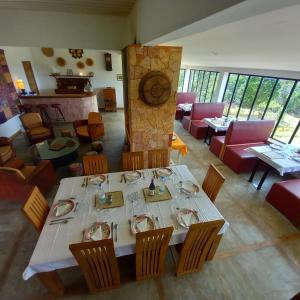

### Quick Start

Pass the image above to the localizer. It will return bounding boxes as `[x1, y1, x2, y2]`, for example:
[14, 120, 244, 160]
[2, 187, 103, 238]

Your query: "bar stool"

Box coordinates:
[51, 103, 65, 122]
[23, 104, 33, 113]
[36, 104, 50, 123]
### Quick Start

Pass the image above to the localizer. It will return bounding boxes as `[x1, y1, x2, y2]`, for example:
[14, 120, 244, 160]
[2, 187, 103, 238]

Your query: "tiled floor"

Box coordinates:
[0, 111, 299, 300]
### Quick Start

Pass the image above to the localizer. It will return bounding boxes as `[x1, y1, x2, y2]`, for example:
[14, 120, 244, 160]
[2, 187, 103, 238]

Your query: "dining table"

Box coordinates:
[23, 164, 229, 296]
[248, 144, 300, 189]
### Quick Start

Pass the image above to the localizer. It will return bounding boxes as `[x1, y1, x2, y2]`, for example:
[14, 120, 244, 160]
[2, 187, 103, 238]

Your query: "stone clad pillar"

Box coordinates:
[122, 45, 182, 165]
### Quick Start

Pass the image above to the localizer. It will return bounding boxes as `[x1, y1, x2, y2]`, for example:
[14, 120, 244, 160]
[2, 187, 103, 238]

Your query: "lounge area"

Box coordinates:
[0, 1, 300, 300]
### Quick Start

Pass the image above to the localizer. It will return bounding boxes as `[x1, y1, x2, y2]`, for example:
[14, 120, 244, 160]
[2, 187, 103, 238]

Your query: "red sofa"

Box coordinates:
[210, 120, 275, 173]
[266, 179, 300, 228]
[175, 92, 197, 120]
[182, 103, 225, 139]
[0, 160, 56, 202]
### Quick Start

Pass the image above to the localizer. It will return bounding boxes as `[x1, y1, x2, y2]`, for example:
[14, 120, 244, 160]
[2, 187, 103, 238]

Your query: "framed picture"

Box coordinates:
[66, 69, 73, 75]
[117, 74, 123, 81]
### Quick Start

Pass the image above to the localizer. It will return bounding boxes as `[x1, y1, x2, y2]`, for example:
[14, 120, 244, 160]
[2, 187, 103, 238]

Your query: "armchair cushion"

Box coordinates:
[20, 113, 43, 129]
[30, 126, 51, 136]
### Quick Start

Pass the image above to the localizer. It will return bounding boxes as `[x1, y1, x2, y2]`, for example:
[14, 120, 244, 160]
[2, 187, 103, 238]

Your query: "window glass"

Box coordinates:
[237, 76, 261, 120]
[199, 72, 210, 101]
[272, 82, 300, 143]
[223, 74, 238, 116]
[196, 71, 205, 100]
[291, 125, 300, 146]
[205, 72, 217, 102]
[177, 69, 186, 92]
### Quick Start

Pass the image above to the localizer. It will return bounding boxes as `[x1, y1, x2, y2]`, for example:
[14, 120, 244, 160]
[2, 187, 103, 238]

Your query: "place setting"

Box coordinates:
[48, 198, 78, 225]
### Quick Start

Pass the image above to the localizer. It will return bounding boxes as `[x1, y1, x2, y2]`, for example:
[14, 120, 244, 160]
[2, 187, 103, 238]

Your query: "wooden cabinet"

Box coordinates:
[103, 87, 117, 112]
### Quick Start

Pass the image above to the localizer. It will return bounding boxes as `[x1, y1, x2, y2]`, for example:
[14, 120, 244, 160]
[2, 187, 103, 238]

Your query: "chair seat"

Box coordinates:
[76, 125, 89, 137]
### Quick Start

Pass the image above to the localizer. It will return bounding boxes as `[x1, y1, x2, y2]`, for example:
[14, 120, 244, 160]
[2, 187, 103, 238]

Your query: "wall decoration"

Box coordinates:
[138, 71, 171, 106]
[22, 61, 39, 95]
[66, 69, 73, 75]
[41, 48, 54, 57]
[86, 58, 94, 66]
[117, 74, 123, 81]
[77, 61, 85, 69]
[56, 57, 66, 67]
[69, 49, 84, 59]
[104, 53, 112, 71]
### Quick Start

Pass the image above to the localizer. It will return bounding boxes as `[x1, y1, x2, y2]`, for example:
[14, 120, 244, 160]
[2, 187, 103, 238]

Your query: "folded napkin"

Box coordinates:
[136, 218, 148, 232]
[55, 202, 72, 217]
[91, 226, 102, 241]
[181, 212, 192, 227]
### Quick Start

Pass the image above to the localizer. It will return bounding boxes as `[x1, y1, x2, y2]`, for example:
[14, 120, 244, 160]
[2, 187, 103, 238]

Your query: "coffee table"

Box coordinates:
[30, 137, 80, 167]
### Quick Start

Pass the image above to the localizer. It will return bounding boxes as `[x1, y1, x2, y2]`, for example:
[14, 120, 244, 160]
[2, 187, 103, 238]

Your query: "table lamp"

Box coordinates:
[16, 79, 26, 94]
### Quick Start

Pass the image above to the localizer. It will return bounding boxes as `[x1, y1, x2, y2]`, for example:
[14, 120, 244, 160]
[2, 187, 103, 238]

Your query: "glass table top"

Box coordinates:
[34, 137, 80, 160]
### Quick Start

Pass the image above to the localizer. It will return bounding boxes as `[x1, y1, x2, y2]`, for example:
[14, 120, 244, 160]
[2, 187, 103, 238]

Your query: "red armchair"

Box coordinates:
[0, 160, 56, 202]
[266, 179, 300, 228]
[182, 103, 225, 139]
[210, 120, 275, 173]
[175, 92, 197, 120]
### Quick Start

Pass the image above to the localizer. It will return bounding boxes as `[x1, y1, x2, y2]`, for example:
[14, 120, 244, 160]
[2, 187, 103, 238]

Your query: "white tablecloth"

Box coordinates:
[248, 145, 300, 176]
[203, 117, 232, 132]
[23, 165, 229, 280]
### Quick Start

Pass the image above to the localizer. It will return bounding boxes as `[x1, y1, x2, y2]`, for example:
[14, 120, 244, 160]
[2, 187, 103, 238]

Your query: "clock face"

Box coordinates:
[139, 71, 171, 106]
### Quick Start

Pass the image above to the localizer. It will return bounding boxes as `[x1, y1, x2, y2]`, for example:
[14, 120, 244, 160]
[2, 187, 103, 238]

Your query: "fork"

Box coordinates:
[114, 223, 118, 242]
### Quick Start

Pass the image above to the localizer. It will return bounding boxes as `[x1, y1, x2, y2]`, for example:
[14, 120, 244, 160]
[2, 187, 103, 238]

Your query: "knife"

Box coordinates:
[111, 222, 114, 240]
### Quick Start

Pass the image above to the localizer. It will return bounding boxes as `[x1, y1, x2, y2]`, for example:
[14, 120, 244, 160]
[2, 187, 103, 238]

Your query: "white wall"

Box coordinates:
[0, 9, 127, 50]
[1, 47, 124, 108]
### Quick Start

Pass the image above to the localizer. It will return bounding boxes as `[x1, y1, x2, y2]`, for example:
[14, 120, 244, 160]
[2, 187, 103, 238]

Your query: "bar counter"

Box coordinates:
[20, 93, 98, 122]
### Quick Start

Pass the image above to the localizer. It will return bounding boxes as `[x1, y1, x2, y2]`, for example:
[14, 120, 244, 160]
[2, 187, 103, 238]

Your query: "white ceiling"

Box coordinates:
[167, 4, 300, 72]
[0, 0, 136, 16]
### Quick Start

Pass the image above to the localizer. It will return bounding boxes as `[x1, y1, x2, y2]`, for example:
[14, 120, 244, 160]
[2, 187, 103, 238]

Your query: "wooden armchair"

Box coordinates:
[0, 160, 56, 202]
[73, 112, 104, 141]
[20, 113, 54, 144]
[0, 137, 15, 166]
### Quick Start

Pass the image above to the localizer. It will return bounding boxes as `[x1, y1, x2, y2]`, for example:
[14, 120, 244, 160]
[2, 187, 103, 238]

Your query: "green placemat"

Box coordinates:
[95, 191, 124, 209]
[143, 186, 172, 203]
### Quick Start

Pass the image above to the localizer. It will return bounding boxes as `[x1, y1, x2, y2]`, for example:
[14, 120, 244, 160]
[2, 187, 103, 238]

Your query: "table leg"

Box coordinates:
[204, 126, 210, 144]
[37, 271, 65, 297]
[257, 167, 272, 190]
[249, 159, 260, 183]
[208, 129, 214, 145]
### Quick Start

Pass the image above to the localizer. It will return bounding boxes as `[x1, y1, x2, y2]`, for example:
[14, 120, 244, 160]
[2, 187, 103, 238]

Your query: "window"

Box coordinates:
[222, 72, 300, 144]
[177, 69, 186, 92]
[188, 69, 219, 102]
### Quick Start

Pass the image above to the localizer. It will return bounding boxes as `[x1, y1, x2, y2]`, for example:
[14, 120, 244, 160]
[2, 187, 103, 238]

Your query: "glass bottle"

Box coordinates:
[148, 178, 156, 196]
[97, 183, 106, 203]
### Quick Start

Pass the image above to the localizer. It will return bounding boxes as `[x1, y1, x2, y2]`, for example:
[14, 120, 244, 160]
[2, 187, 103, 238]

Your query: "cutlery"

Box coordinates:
[155, 216, 160, 228]
[114, 223, 118, 242]
[85, 177, 89, 187]
[111, 222, 114, 240]
[123, 174, 127, 183]
[50, 217, 74, 223]
[50, 220, 68, 225]
[81, 178, 86, 187]
[106, 175, 109, 184]
[120, 174, 123, 183]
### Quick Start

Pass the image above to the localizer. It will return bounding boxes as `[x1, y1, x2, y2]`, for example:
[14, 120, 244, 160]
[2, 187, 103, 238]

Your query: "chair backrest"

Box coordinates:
[83, 154, 109, 175]
[148, 149, 169, 168]
[176, 220, 225, 276]
[225, 120, 275, 145]
[21, 186, 49, 232]
[202, 164, 225, 202]
[191, 103, 225, 120]
[176, 92, 197, 105]
[20, 113, 43, 129]
[88, 112, 102, 124]
[136, 227, 173, 281]
[0, 166, 26, 180]
[69, 239, 120, 293]
[122, 151, 144, 171]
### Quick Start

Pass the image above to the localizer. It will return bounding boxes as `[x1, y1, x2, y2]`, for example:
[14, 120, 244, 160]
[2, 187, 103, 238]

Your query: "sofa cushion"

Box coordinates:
[210, 136, 225, 157]
[190, 103, 225, 120]
[182, 116, 191, 131]
[266, 179, 300, 227]
[190, 120, 208, 139]
[223, 143, 266, 173]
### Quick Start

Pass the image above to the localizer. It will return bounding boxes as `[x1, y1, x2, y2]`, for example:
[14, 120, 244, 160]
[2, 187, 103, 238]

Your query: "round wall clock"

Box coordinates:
[41, 48, 54, 57]
[139, 71, 171, 106]
[56, 57, 66, 67]
[77, 61, 85, 69]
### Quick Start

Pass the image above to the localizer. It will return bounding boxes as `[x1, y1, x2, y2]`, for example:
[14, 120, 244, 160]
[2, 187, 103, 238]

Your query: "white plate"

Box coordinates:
[181, 180, 199, 195]
[125, 171, 142, 183]
[131, 215, 155, 234]
[88, 175, 106, 185]
[176, 208, 199, 228]
[52, 200, 74, 217]
[156, 168, 173, 177]
[83, 222, 111, 241]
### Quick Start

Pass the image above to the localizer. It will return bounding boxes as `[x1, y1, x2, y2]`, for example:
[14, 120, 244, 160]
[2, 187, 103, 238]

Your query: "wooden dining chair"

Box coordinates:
[21, 186, 50, 233]
[69, 239, 120, 293]
[176, 220, 225, 276]
[136, 227, 173, 281]
[148, 149, 169, 168]
[202, 164, 225, 202]
[122, 151, 144, 171]
[83, 154, 109, 175]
